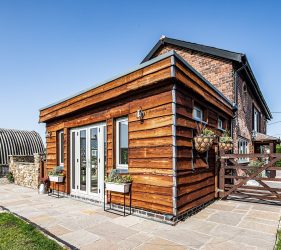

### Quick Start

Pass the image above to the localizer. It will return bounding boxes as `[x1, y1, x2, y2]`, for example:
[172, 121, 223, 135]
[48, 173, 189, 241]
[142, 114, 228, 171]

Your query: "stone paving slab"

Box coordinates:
[1, 183, 281, 249]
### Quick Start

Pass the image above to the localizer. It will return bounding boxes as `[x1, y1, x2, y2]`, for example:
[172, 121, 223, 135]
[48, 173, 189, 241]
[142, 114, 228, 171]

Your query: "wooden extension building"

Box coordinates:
[39, 50, 234, 221]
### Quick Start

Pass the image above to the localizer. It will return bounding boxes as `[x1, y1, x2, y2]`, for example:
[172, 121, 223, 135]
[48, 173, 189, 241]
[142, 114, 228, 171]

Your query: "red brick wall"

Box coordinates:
[153, 44, 268, 153]
[234, 74, 267, 153]
[154, 44, 235, 102]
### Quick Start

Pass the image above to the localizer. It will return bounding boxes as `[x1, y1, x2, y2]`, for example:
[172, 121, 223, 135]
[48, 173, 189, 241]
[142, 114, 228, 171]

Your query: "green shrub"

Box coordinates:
[6, 172, 14, 183]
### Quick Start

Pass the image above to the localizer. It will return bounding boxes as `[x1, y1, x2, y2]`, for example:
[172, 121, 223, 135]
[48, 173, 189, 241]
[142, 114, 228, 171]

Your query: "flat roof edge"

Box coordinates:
[39, 50, 175, 112]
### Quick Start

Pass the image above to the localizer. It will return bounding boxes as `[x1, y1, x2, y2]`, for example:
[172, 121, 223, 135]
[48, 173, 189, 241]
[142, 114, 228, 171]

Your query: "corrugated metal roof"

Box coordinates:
[0, 128, 44, 166]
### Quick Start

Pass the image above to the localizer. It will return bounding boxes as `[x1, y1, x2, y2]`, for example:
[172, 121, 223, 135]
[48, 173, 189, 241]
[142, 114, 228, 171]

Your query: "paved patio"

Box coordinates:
[0, 183, 280, 250]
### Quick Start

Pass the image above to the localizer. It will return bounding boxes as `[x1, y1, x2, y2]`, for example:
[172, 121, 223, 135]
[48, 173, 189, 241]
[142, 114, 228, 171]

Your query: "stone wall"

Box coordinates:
[9, 154, 43, 189]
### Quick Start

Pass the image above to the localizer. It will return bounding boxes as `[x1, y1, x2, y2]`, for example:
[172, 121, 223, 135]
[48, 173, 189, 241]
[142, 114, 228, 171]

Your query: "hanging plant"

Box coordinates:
[219, 130, 233, 152]
[194, 123, 215, 153]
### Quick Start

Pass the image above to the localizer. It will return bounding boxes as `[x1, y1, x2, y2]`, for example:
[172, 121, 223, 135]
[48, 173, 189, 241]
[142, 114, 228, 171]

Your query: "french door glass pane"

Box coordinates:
[80, 130, 87, 191]
[104, 127, 107, 169]
[71, 131, 75, 189]
[119, 121, 128, 165]
[60, 132, 64, 164]
[90, 128, 98, 193]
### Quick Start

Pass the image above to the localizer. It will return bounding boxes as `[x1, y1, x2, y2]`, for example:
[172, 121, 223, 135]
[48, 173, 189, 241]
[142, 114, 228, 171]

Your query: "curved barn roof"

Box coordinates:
[0, 128, 44, 166]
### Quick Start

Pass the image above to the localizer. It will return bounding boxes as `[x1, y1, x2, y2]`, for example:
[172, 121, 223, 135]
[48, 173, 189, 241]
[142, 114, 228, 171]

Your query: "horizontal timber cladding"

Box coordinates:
[39, 57, 173, 122]
[174, 82, 231, 216]
[44, 85, 175, 214]
[176, 169, 216, 215]
[40, 52, 235, 218]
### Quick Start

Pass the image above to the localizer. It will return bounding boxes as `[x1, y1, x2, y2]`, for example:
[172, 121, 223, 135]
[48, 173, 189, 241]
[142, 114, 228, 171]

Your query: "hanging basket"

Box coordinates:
[219, 141, 233, 152]
[194, 136, 214, 153]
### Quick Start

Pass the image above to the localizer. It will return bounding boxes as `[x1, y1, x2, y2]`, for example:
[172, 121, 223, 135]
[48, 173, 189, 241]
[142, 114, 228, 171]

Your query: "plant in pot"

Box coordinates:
[194, 123, 216, 153]
[48, 166, 65, 183]
[105, 169, 132, 193]
[219, 130, 233, 152]
[38, 176, 49, 194]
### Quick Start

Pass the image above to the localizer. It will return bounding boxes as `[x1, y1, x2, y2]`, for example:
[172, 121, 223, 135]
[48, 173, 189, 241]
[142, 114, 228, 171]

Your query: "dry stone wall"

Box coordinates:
[9, 154, 42, 189]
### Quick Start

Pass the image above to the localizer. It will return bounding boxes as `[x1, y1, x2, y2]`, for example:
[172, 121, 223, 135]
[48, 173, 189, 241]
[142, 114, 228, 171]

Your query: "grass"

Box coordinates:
[276, 230, 281, 249]
[0, 212, 64, 250]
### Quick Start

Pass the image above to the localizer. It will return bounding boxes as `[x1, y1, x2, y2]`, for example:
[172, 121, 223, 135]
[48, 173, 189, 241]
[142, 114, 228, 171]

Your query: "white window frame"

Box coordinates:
[58, 131, 64, 166]
[193, 106, 203, 122]
[218, 117, 224, 130]
[238, 138, 249, 163]
[116, 117, 128, 170]
[254, 108, 259, 132]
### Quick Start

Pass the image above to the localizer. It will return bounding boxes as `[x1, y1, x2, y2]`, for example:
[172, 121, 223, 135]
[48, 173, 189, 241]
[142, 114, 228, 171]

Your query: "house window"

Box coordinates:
[58, 131, 64, 166]
[238, 138, 249, 163]
[116, 117, 128, 170]
[253, 108, 260, 132]
[193, 106, 203, 121]
[218, 117, 224, 130]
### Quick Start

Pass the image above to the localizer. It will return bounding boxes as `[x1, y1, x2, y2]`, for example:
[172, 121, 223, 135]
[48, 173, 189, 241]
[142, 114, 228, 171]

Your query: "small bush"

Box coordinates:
[6, 172, 14, 183]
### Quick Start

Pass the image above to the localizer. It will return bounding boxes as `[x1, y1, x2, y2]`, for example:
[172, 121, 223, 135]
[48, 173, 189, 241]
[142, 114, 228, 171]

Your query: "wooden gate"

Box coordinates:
[218, 152, 281, 203]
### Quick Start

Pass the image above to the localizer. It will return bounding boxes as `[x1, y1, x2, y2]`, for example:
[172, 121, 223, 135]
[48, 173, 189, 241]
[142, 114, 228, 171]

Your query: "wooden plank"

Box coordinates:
[129, 168, 173, 175]
[177, 192, 215, 214]
[129, 158, 172, 169]
[177, 184, 215, 207]
[177, 176, 214, 196]
[176, 137, 193, 147]
[129, 103, 173, 122]
[177, 159, 193, 171]
[129, 115, 173, 132]
[129, 126, 172, 139]
[131, 183, 172, 196]
[177, 170, 214, 185]
[110, 195, 173, 214]
[129, 146, 173, 159]
[131, 174, 173, 186]
[176, 127, 193, 139]
[129, 136, 172, 148]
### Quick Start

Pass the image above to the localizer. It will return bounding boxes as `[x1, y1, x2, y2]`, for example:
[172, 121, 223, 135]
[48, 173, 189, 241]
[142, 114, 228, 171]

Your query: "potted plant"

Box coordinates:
[38, 177, 49, 194]
[105, 169, 132, 193]
[194, 124, 215, 153]
[219, 131, 233, 152]
[48, 166, 65, 183]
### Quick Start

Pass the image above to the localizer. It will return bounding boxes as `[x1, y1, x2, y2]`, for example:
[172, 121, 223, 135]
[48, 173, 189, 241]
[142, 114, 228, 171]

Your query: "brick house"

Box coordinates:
[142, 36, 273, 154]
[39, 36, 276, 222]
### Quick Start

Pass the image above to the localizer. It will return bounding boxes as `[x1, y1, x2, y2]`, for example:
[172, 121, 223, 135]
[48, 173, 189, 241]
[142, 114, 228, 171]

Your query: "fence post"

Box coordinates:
[219, 150, 225, 198]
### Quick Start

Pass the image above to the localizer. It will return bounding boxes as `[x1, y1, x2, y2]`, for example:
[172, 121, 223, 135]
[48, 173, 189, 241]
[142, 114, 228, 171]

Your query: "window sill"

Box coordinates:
[116, 168, 129, 174]
[193, 118, 207, 125]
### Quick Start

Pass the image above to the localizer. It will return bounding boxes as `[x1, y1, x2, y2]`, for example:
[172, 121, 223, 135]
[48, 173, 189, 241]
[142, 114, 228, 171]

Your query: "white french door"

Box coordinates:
[70, 123, 106, 200]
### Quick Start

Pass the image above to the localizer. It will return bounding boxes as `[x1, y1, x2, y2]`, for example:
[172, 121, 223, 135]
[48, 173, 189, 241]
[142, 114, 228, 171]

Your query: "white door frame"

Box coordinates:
[70, 122, 106, 201]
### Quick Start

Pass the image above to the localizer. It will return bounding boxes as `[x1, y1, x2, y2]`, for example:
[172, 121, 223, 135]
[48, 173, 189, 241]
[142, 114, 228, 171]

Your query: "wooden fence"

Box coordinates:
[219, 152, 281, 203]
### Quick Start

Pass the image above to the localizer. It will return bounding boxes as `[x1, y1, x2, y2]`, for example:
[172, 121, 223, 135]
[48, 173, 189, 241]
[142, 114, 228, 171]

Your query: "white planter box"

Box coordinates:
[49, 175, 64, 183]
[105, 182, 131, 193]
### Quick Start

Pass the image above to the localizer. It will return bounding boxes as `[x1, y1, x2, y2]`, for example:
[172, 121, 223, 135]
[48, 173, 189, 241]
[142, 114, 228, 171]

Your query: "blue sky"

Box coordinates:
[0, 0, 281, 143]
